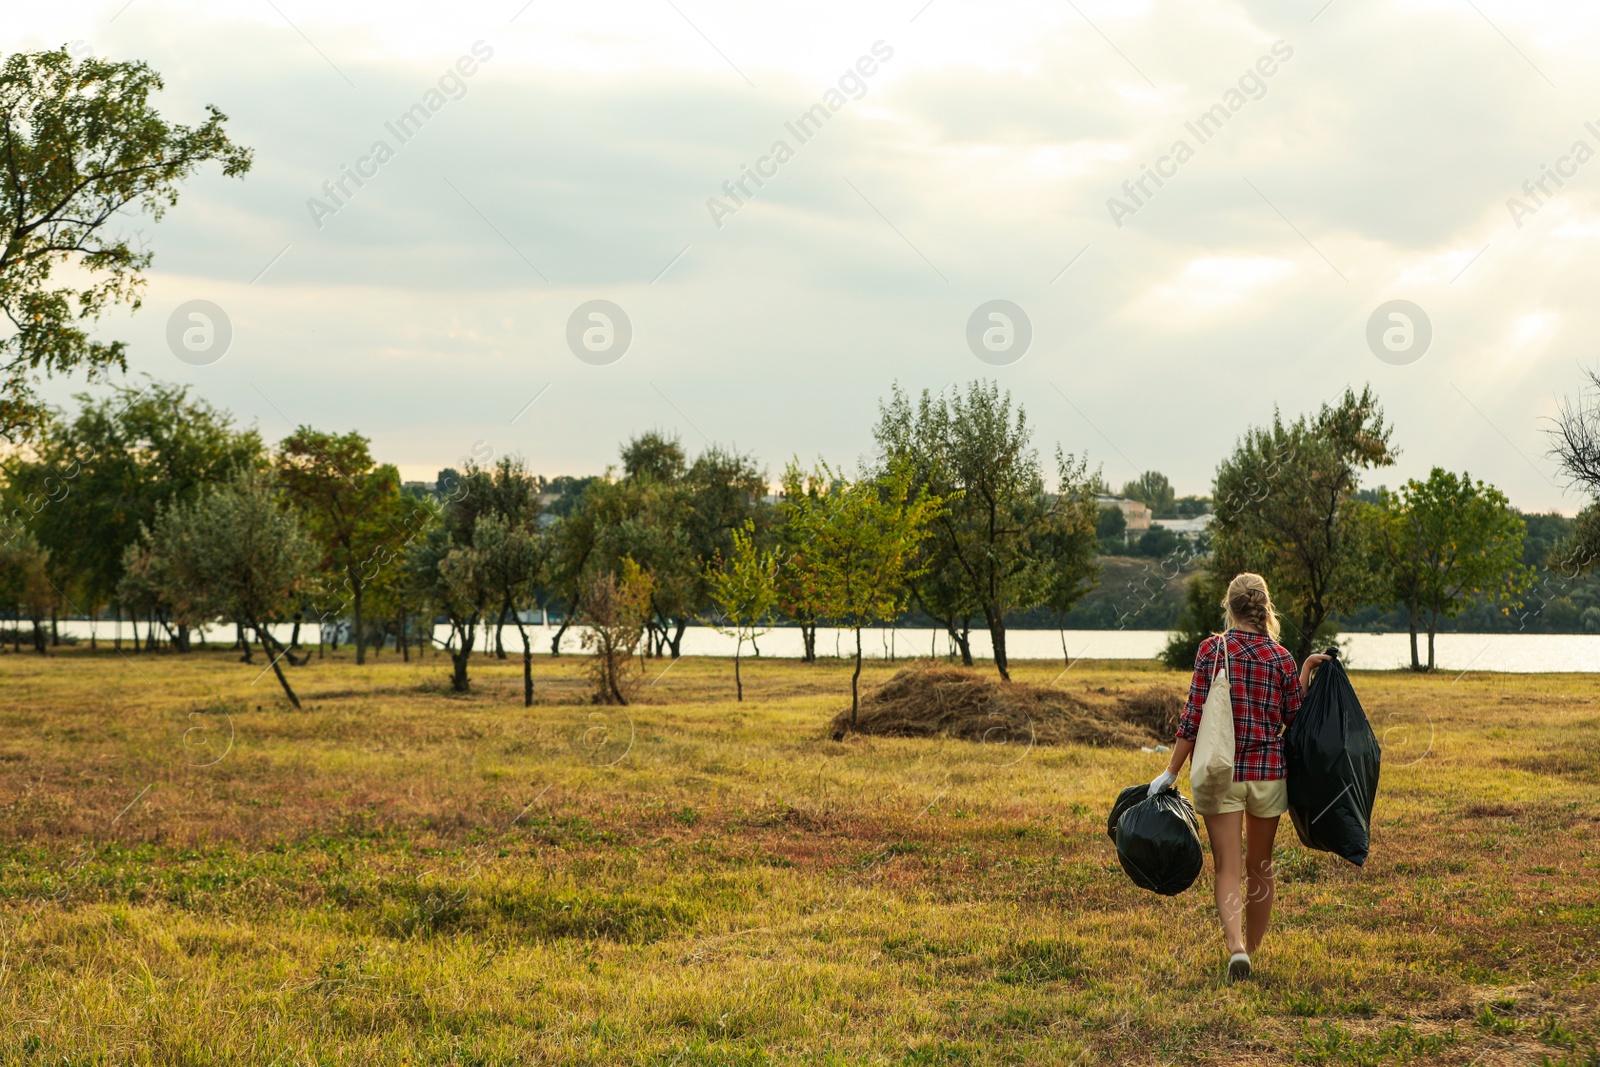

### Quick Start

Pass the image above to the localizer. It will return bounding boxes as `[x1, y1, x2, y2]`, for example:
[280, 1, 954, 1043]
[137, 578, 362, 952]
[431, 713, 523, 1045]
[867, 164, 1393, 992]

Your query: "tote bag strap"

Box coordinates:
[1212, 631, 1230, 679]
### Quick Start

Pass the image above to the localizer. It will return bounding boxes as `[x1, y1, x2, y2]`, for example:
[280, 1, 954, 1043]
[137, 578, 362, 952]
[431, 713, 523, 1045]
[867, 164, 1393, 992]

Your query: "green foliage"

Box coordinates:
[1364, 469, 1531, 670]
[1096, 504, 1127, 553]
[705, 521, 779, 701]
[469, 459, 548, 704]
[784, 461, 939, 722]
[125, 471, 316, 704]
[275, 427, 415, 663]
[549, 434, 765, 659]
[1161, 570, 1225, 669]
[774, 463, 830, 662]
[0, 48, 251, 438]
[2, 380, 262, 617]
[1121, 470, 1176, 517]
[405, 458, 542, 693]
[1212, 386, 1395, 660]
[874, 380, 1099, 679]
[0, 531, 54, 652]
[1134, 525, 1181, 558]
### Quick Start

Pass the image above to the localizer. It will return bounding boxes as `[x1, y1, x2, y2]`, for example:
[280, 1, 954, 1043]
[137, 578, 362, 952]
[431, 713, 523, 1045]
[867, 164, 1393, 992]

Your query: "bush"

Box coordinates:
[1160, 571, 1224, 670]
[1136, 526, 1181, 558]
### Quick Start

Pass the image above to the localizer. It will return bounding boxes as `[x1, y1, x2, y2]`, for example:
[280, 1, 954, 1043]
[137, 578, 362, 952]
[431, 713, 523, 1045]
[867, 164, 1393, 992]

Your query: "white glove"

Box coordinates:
[1148, 770, 1177, 797]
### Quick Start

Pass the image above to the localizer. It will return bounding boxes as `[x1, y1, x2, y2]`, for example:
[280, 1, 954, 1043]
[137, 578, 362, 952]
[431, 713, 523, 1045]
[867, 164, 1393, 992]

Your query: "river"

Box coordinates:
[43, 621, 1600, 672]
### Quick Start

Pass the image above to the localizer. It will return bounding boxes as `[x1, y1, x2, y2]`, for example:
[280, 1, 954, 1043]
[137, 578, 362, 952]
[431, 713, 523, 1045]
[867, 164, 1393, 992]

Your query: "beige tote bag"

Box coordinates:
[1189, 633, 1236, 810]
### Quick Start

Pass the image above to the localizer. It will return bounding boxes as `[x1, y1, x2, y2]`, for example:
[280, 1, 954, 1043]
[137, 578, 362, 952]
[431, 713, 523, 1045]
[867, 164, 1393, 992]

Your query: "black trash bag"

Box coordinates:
[1285, 648, 1381, 866]
[1109, 785, 1205, 896]
[1106, 782, 1148, 843]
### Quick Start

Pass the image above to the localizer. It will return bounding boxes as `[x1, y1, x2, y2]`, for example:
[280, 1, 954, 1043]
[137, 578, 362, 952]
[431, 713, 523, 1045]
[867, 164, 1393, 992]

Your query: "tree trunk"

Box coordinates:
[450, 619, 476, 692]
[850, 627, 865, 727]
[50, 609, 58, 647]
[734, 637, 743, 702]
[256, 624, 302, 709]
[801, 623, 816, 663]
[353, 575, 366, 665]
[30, 614, 46, 655]
[551, 616, 572, 657]
[1059, 628, 1069, 668]
[114, 605, 121, 652]
[956, 623, 973, 667]
[987, 610, 1011, 681]
[399, 611, 410, 662]
[670, 618, 687, 659]
[494, 606, 508, 660]
[1427, 614, 1438, 672]
[514, 617, 534, 707]
[1407, 604, 1422, 672]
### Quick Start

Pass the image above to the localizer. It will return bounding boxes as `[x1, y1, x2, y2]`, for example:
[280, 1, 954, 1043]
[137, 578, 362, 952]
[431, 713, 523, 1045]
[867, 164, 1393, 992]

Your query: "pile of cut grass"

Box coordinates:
[833, 662, 1172, 748]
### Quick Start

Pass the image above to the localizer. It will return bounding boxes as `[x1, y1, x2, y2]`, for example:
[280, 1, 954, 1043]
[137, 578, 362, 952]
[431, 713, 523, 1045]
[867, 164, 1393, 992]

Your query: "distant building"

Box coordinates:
[1096, 495, 1151, 531]
[1150, 514, 1213, 537]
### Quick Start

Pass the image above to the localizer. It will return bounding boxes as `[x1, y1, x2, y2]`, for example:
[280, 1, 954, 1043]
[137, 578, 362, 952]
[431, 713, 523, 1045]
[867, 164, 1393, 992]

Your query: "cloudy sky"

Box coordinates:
[8, 0, 1600, 510]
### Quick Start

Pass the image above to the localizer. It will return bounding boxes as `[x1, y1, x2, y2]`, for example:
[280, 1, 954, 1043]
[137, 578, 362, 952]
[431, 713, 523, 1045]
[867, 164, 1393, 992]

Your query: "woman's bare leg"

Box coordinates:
[1202, 811, 1246, 955]
[1244, 812, 1281, 954]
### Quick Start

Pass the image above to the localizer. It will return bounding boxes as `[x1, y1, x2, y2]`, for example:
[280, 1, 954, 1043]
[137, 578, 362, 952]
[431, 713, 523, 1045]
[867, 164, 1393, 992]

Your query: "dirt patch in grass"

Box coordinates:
[832, 664, 1165, 747]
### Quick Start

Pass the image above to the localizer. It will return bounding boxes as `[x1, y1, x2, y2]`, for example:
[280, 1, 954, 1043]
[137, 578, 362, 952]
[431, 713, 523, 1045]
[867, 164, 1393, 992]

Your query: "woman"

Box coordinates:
[1147, 573, 1329, 982]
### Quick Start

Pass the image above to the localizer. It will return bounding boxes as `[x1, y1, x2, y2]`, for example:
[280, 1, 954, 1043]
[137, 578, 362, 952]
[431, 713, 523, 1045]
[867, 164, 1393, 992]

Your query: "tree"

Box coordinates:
[1161, 570, 1226, 669]
[620, 430, 687, 483]
[1548, 366, 1600, 576]
[775, 462, 827, 663]
[133, 472, 316, 706]
[594, 433, 766, 660]
[469, 458, 547, 705]
[1041, 482, 1103, 659]
[575, 469, 694, 658]
[680, 444, 769, 656]
[1366, 470, 1529, 670]
[2, 381, 262, 643]
[1122, 471, 1176, 518]
[1096, 504, 1127, 554]
[792, 462, 939, 726]
[544, 491, 598, 657]
[1136, 526, 1182, 558]
[0, 532, 55, 653]
[275, 428, 410, 665]
[405, 465, 497, 693]
[582, 560, 654, 706]
[0, 48, 251, 439]
[874, 380, 1099, 680]
[705, 520, 778, 701]
[1210, 386, 1395, 661]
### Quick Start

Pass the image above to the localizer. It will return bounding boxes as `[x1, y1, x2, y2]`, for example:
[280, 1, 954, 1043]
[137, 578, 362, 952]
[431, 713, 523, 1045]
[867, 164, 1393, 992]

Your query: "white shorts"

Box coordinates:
[1193, 778, 1288, 818]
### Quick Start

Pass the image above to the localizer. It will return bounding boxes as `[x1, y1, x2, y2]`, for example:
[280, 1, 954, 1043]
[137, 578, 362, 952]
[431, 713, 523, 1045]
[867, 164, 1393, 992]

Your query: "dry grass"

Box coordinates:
[0, 642, 1595, 1065]
[831, 663, 1160, 748]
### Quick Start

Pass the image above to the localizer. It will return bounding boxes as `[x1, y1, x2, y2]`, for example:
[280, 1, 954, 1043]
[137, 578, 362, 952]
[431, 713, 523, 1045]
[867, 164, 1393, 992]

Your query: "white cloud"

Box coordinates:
[6, 0, 1600, 512]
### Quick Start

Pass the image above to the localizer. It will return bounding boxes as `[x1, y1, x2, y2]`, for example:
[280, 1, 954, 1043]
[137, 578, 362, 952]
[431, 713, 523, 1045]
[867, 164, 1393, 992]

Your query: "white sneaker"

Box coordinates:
[1227, 952, 1252, 982]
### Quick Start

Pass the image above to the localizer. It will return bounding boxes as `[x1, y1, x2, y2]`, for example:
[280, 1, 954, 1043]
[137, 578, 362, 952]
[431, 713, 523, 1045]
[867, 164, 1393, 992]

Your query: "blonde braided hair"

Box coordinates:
[1221, 572, 1281, 642]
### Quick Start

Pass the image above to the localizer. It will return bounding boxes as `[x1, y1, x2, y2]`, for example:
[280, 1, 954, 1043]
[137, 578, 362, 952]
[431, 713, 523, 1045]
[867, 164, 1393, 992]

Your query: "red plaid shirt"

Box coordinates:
[1176, 630, 1303, 781]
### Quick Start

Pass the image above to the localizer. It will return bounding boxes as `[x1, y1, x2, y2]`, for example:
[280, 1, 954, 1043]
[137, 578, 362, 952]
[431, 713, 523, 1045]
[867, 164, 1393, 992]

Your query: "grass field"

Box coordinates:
[0, 644, 1596, 1065]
